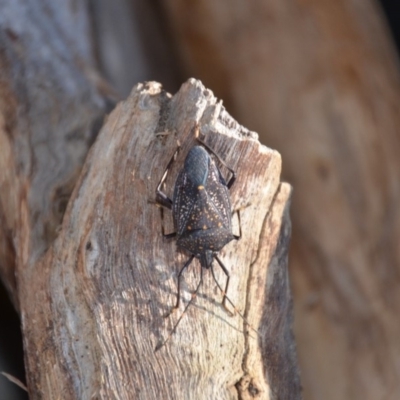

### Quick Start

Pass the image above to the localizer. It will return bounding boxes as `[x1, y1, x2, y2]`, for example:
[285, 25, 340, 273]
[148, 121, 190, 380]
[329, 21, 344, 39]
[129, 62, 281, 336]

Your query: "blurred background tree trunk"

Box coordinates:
[158, 1, 400, 399]
[1, 0, 400, 399]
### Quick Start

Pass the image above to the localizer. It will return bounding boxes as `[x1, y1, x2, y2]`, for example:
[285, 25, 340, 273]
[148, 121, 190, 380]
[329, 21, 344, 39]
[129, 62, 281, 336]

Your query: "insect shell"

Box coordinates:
[172, 145, 235, 269]
[155, 138, 242, 350]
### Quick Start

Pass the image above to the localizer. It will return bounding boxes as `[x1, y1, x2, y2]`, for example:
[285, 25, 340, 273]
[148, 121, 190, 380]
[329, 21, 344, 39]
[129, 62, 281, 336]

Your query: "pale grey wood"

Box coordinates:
[0, 1, 300, 397]
[0, 0, 113, 308]
[17, 79, 300, 398]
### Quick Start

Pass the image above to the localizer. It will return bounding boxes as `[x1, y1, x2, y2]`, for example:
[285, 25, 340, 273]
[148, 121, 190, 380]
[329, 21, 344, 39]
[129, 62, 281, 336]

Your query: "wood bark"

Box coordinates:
[161, 1, 400, 399]
[0, 3, 301, 396]
[0, 0, 114, 310]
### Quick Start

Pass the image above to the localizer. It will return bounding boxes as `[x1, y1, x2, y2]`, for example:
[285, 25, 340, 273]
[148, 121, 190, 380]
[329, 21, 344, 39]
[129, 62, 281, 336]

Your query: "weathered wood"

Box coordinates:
[2, 72, 301, 398]
[0, 0, 113, 308]
[0, 2, 301, 397]
[29, 79, 300, 398]
[162, 1, 400, 399]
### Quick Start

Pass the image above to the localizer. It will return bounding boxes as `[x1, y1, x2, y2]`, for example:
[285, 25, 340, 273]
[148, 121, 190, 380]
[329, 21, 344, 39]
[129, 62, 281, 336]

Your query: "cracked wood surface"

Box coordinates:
[0, 2, 301, 398]
[1, 71, 301, 399]
[0, 0, 113, 309]
[162, 2, 400, 399]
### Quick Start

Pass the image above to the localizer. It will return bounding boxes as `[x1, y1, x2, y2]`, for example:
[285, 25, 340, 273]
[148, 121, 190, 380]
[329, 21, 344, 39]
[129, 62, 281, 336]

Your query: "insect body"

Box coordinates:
[173, 145, 236, 272]
[156, 132, 240, 321]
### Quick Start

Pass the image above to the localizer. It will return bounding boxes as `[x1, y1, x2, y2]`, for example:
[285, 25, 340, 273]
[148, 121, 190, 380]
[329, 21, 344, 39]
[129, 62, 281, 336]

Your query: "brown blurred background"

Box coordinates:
[1, 1, 400, 399]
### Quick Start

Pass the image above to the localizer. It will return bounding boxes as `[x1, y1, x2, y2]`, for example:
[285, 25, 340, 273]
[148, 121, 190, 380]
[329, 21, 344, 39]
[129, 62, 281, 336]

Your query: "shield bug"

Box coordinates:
[155, 126, 246, 349]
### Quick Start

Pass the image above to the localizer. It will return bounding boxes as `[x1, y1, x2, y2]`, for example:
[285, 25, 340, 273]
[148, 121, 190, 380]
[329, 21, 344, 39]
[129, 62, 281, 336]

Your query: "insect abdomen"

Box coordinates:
[177, 227, 234, 254]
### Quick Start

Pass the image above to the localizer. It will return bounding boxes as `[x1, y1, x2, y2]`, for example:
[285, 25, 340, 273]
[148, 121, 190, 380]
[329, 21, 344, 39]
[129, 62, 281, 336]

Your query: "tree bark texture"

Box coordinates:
[0, 0, 114, 310]
[161, 1, 400, 400]
[0, 8, 301, 395]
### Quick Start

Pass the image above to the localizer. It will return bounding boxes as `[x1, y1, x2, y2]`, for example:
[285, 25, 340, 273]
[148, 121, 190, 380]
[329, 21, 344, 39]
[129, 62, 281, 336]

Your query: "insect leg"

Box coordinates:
[156, 168, 173, 209]
[213, 255, 235, 316]
[211, 258, 260, 340]
[160, 207, 176, 238]
[233, 209, 241, 240]
[156, 260, 203, 351]
[166, 254, 195, 315]
[156, 146, 180, 209]
[156, 146, 180, 235]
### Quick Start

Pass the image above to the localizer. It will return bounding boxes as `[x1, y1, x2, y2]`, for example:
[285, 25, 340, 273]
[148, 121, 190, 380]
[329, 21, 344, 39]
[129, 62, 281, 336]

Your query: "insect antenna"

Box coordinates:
[210, 264, 260, 338]
[155, 266, 204, 351]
